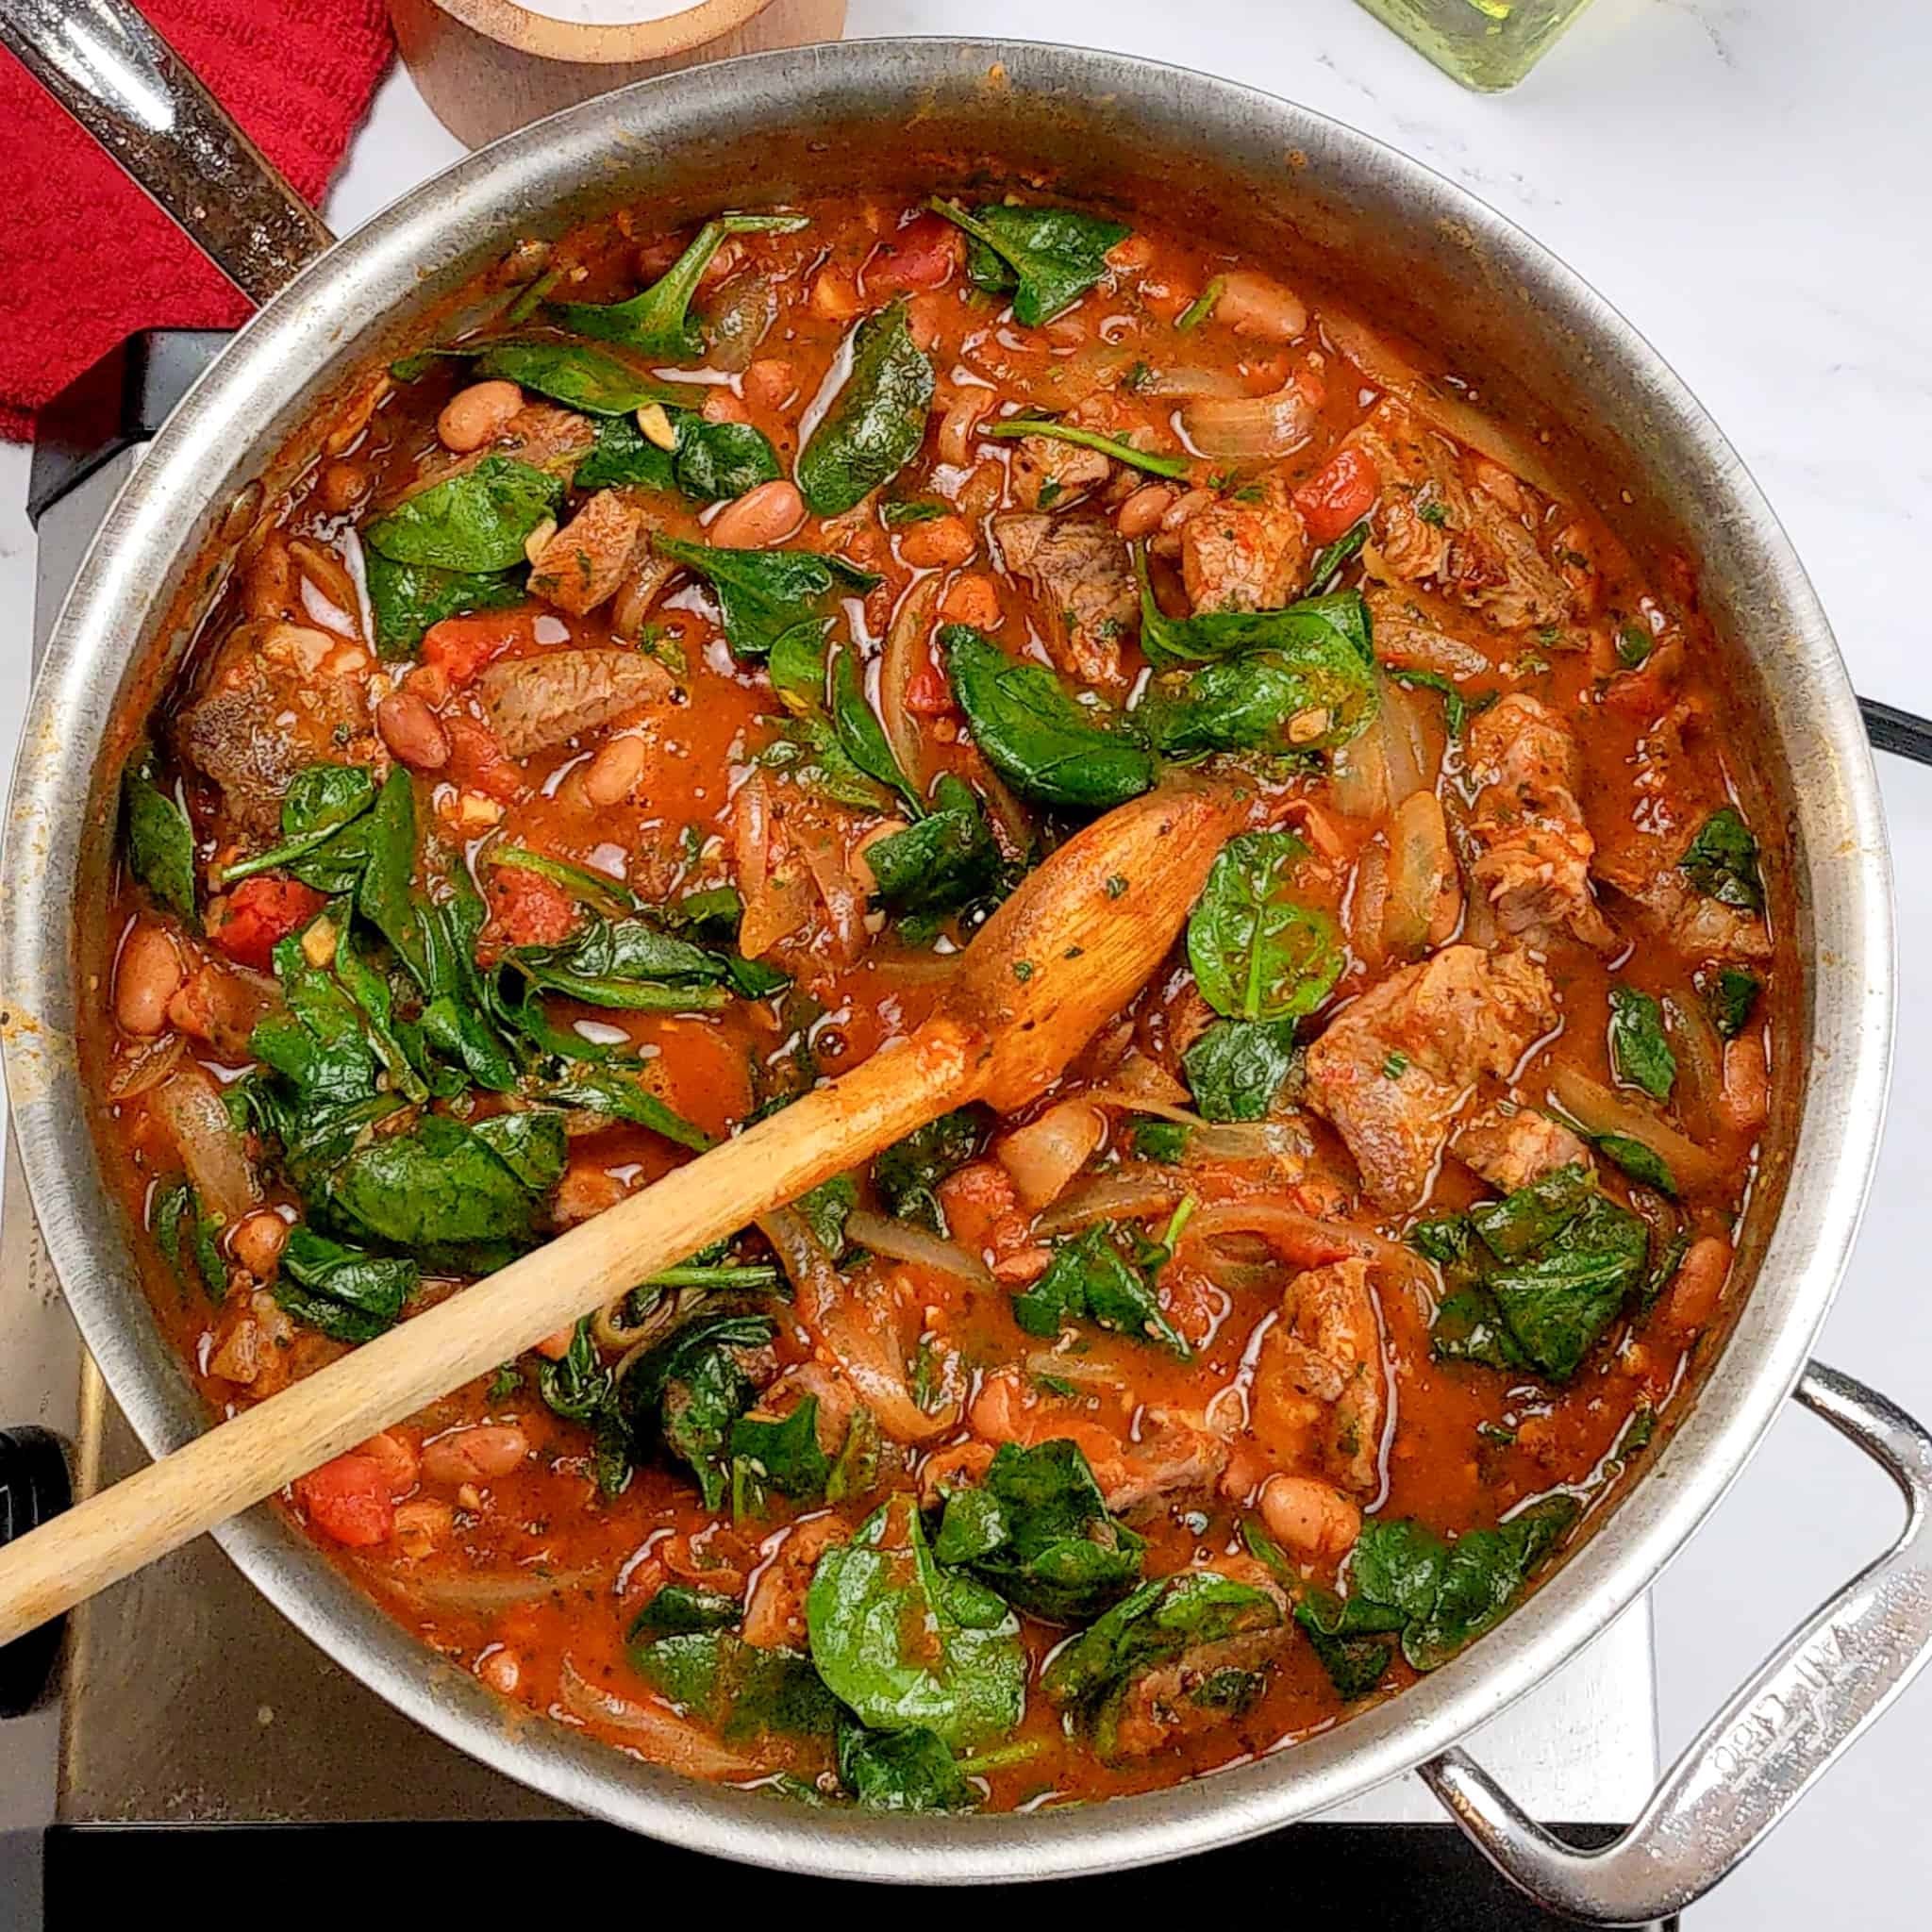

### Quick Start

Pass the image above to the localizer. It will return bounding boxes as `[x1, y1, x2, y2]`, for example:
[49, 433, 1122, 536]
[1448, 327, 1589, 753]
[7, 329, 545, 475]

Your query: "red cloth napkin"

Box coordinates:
[0, 0, 393, 440]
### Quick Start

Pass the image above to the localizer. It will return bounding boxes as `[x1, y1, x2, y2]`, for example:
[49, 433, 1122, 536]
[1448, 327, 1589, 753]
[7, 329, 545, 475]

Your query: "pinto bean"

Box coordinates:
[581, 734, 646, 807]
[230, 1208, 291, 1280]
[422, 1424, 530, 1486]
[897, 515, 975, 569]
[437, 379, 524, 454]
[318, 459, 371, 514]
[1664, 1235, 1732, 1332]
[1259, 1474, 1361, 1561]
[242, 537, 296, 621]
[743, 358, 794, 409]
[709, 479, 805, 549]
[1115, 484, 1177, 539]
[701, 389, 750, 425]
[376, 690, 451, 772]
[479, 1648, 523, 1695]
[355, 1427, 421, 1499]
[1211, 270, 1309, 341]
[115, 924, 183, 1036]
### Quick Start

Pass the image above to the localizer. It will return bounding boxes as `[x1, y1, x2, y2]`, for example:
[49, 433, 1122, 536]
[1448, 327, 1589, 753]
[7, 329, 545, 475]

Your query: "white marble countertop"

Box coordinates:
[2, 0, 1927, 1919]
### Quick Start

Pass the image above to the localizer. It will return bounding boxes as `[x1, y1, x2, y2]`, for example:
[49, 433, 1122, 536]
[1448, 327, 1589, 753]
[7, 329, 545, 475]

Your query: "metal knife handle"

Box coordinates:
[0, 0, 335, 304]
[1422, 1361, 1932, 1925]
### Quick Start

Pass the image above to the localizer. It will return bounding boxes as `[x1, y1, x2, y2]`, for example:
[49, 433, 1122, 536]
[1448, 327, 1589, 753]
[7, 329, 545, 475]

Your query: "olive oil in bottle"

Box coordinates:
[1355, 0, 1599, 91]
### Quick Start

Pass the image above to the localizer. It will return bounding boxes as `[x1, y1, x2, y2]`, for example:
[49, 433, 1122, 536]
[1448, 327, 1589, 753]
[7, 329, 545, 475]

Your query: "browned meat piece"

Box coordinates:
[1344, 399, 1572, 631]
[1178, 473, 1308, 613]
[475, 648, 672, 758]
[166, 959, 276, 1061]
[1250, 1258, 1387, 1495]
[1101, 1408, 1231, 1522]
[991, 512, 1137, 686]
[1454, 1103, 1591, 1191]
[1304, 944, 1558, 1208]
[1593, 843, 1774, 963]
[1010, 433, 1112, 511]
[1465, 694, 1619, 953]
[528, 490, 643, 614]
[395, 403, 596, 506]
[1365, 587, 1496, 680]
[740, 1515, 848, 1651]
[174, 621, 379, 839]
[1104, 1626, 1293, 1758]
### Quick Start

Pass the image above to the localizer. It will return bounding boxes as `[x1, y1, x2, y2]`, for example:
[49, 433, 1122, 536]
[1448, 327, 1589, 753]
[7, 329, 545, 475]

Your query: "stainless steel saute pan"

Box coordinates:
[1, 3, 1925, 1917]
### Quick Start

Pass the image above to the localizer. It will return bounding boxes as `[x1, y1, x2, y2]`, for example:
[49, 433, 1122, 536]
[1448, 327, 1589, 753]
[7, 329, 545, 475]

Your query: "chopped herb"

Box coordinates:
[1174, 276, 1226, 331]
[983, 416, 1190, 481]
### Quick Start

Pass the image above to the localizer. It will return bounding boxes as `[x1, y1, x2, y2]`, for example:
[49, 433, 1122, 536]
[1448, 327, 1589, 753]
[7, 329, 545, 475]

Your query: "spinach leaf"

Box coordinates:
[530, 1067, 711, 1152]
[1181, 1017, 1301, 1123]
[486, 843, 639, 917]
[622, 1309, 776, 1508]
[729, 1396, 833, 1517]
[250, 928, 384, 1122]
[1138, 559, 1373, 674]
[220, 763, 377, 886]
[1467, 1161, 1594, 1261]
[795, 1173, 857, 1260]
[574, 412, 679, 492]
[942, 625, 1155, 808]
[1427, 1282, 1529, 1373]
[1702, 964, 1761, 1040]
[1130, 1119, 1191, 1162]
[537, 1318, 630, 1495]
[983, 416, 1188, 480]
[630, 1630, 837, 1740]
[1187, 831, 1341, 1024]
[654, 535, 878, 663]
[1680, 807, 1764, 913]
[837, 1720, 971, 1812]
[880, 498, 948, 526]
[872, 1106, 988, 1232]
[928, 199, 1128, 325]
[861, 774, 1004, 920]
[1591, 1132, 1677, 1197]
[1141, 641, 1378, 758]
[1040, 1572, 1279, 1751]
[829, 643, 921, 811]
[1306, 520, 1370, 592]
[1607, 986, 1675, 1101]
[805, 1498, 1027, 1751]
[471, 1109, 569, 1192]
[1482, 1192, 1649, 1381]
[508, 913, 736, 1011]
[548, 212, 808, 361]
[275, 1226, 416, 1342]
[1011, 1222, 1189, 1356]
[575, 409, 782, 503]
[413, 874, 522, 1091]
[472, 339, 683, 416]
[152, 1179, 225, 1299]
[796, 300, 935, 516]
[326, 1112, 546, 1271]
[366, 552, 524, 658]
[123, 757, 198, 925]
[363, 456, 564, 574]
[933, 1439, 1146, 1624]
[629, 1585, 741, 1638]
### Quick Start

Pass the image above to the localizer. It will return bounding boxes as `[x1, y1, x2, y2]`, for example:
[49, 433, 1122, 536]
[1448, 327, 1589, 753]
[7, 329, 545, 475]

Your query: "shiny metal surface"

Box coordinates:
[0, 31, 1902, 1897]
[0, 0, 335, 302]
[1423, 1362, 1932, 1924]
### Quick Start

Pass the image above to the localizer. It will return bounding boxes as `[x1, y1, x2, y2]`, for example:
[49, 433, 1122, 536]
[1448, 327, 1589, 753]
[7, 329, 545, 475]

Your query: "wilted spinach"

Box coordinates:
[1187, 831, 1342, 1024]
[530, 1067, 711, 1152]
[983, 415, 1187, 480]
[796, 300, 935, 516]
[1011, 1222, 1189, 1356]
[621, 1309, 776, 1509]
[942, 625, 1154, 808]
[472, 339, 684, 416]
[729, 1395, 834, 1518]
[1141, 641, 1378, 759]
[123, 756, 198, 925]
[1701, 964, 1761, 1040]
[1607, 986, 1675, 1101]
[933, 1439, 1146, 1624]
[505, 913, 744, 1014]
[654, 535, 878, 663]
[1138, 566, 1372, 675]
[1680, 807, 1764, 913]
[274, 1227, 417, 1342]
[836, 1720, 972, 1812]
[366, 552, 525, 658]
[363, 456, 563, 574]
[628, 1585, 741, 1638]
[1181, 1017, 1301, 1123]
[929, 199, 1129, 325]
[861, 774, 1004, 922]
[575, 410, 782, 504]
[152, 1178, 225, 1299]
[630, 1630, 838, 1740]
[537, 1318, 631, 1495]
[829, 643, 921, 812]
[220, 763, 376, 886]
[872, 1106, 988, 1231]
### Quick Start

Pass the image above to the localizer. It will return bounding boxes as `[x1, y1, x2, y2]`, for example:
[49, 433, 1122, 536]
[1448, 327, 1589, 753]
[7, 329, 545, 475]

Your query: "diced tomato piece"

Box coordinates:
[1293, 444, 1379, 544]
[421, 610, 539, 689]
[296, 1453, 395, 1547]
[904, 654, 955, 716]
[443, 714, 525, 803]
[209, 876, 326, 972]
[491, 867, 577, 947]
[354, 1429, 421, 1500]
[865, 212, 963, 295]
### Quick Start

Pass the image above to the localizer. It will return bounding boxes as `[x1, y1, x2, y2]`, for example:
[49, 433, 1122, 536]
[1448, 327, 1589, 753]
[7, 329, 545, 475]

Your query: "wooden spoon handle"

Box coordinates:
[0, 1018, 979, 1648]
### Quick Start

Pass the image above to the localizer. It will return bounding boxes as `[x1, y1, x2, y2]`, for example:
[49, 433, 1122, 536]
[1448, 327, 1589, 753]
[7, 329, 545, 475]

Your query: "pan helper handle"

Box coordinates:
[1421, 1361, 1932, 1925]
[0, 0, 335, 304]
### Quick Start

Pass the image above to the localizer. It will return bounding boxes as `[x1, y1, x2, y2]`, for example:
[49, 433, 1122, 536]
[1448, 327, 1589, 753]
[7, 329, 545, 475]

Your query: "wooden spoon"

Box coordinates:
[0, 780, 1241, 1646]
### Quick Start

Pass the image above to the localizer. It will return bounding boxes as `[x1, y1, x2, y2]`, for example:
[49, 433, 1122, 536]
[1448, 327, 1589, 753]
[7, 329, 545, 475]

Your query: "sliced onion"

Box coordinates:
[974, 758, 1035, 860]
[1078, 1087, 1205, 1127]
[151, 1064, 259, 1223]
[1024, 1351, 1126, 1389]
[937, 389, 993, 468]
[1546, 1065, 1722, 1190]
[996, 1099, 1108, 1212]
[1378, 676, 1431, 801]
[1138, 366, 1251, 400]
[732, 774, 812, 959]
[762, 1207, 957, 1442]
[558, 1657, 763, 1776]
[1383, 791, 1460, 959]
[1330, 710, 1391, 821]
[794, 820, 867, 965]
[868, 949, 966, 987]
[1346, 841, 1390, 974]
[1101, 1053, 1191, 1109]
[1181, 1198, 1436, 1298]
[1033, 1168, 1182, 1240]
[108, 1031, 187, 1100]
[845, 1208, 992, 1290]
[596, 1283, 699, 1359]
[1189, 1121, 1315, 1166]
[290, 537, 363, 641]
[879, 575, 940, 794]
[386, 1564, 598, 1614]
[1180, 386, 1317, 459]
[1318, 307, 1423, 395]
[1664, 994, 1724, 1138]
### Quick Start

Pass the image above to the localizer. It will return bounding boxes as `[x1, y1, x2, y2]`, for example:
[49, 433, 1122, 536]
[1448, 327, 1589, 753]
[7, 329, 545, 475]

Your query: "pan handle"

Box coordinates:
[0, 0, 335, 304]
[1420, 1361, 1932, 1925]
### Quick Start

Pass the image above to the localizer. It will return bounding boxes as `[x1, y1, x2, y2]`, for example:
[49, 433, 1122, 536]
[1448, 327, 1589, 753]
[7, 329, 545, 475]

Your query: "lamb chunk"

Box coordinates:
[991, 512, 1137, 686]
[174, 621, 379, 840]
[1594, 844, 1774, 963]
[1303, 944, 1557, 1208]
[1104, 1627, 1294, 1758]
[474, 647, 672, 758]
[1179, 473, 1309, 614]
[1455, 1103, 1591, 1191]
[1365, 587, 1496, 680]
[1010, 433, 1112, 511]
[527, 489, 643, 615]
[1465, 693, 1619, 953]
[1343, 399, 1572, 632]
[1250, 1258, 1386, 1495]
[1101, 1409, 1231, 1523]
